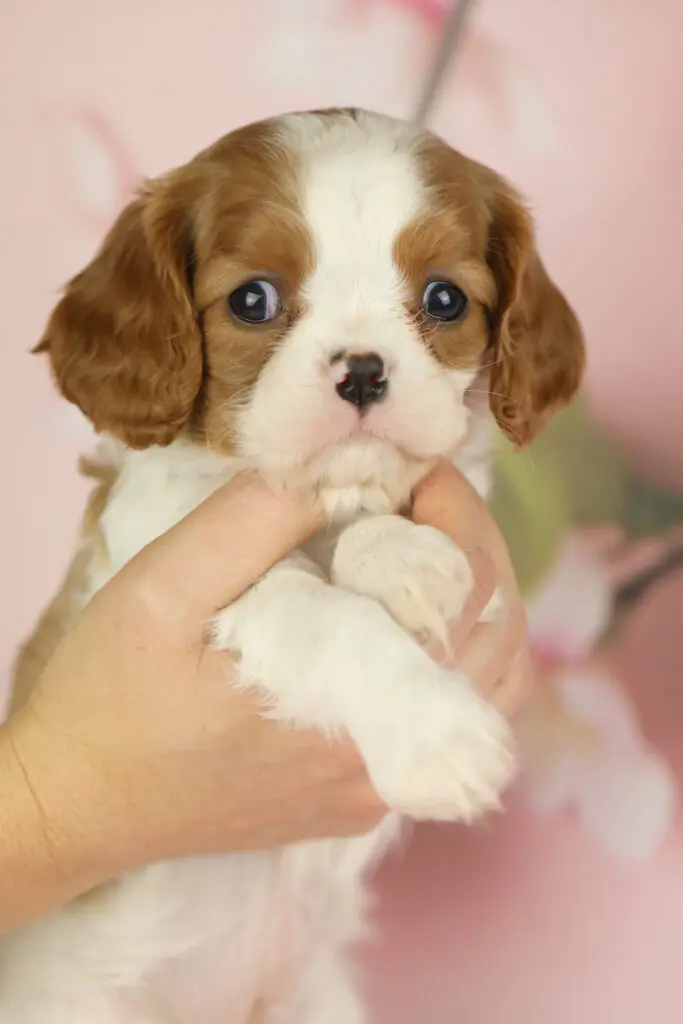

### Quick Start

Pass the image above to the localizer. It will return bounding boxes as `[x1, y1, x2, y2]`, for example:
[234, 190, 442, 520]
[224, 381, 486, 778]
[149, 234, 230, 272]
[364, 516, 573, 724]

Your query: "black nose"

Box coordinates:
[335, 353, 388, 409]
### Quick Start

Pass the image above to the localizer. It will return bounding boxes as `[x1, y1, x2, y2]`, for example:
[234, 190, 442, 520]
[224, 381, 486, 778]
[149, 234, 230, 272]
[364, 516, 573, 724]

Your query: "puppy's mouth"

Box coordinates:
[322, 401, 403, 451]
[304, 409, 448, 472]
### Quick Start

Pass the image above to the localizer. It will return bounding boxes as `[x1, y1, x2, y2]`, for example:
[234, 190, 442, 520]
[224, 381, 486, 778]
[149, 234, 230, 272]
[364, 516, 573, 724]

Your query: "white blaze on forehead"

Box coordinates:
[237, 112, 476, 512]
[277, 112, 426, 311]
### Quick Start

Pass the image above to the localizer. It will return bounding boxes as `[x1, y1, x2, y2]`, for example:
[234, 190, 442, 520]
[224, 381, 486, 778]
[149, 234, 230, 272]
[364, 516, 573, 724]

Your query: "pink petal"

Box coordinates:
[37, 103, 138, 231]
[557, 666, 640, 750]
[442, 31, 557, 155]
[579, 749, 677, 862]
[365, 0, 451, 27]
[526, 536, 613, 658]
[495, 50, 557, 153]
[522, 749, 591, 816]
[257, 0, 425, 111]
[519, 665, 677, 861]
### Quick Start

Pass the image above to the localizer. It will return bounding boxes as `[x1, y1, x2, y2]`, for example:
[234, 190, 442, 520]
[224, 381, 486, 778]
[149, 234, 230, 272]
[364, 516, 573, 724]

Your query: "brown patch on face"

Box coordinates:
[189, 127, 314, 450]
[394, 140, 495, 372]
[398, 133, 585, 446]
[36, 118, 314, 452]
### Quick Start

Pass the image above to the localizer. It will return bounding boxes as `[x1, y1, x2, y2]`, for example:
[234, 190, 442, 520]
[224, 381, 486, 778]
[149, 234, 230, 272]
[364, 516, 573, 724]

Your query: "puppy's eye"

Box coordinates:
[228, 280, 281, 324]
[421, 281, 468, 322]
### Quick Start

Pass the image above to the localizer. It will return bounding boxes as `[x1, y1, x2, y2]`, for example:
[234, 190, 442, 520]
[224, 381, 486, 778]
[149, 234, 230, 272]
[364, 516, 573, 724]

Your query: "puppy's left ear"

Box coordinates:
[482, 173, 585, 447]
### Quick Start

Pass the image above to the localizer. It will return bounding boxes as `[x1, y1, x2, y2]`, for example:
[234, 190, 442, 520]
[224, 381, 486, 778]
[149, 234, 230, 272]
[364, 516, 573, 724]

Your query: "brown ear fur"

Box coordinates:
[483, 175, 585, 447]
[36, 176, 203, 449]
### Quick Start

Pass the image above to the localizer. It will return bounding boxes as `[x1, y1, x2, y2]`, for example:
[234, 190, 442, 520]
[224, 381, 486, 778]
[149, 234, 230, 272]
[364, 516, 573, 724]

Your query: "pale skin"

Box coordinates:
[0, 462, 532, 935]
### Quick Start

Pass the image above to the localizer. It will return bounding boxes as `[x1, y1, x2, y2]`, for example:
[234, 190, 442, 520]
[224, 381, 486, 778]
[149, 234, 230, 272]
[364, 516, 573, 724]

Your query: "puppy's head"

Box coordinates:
[38, 109, 584, 510]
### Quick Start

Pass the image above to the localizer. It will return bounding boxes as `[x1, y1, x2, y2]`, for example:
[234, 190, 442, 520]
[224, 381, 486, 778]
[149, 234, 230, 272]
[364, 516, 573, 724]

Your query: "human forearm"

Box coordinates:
[0, 710, 122, 934]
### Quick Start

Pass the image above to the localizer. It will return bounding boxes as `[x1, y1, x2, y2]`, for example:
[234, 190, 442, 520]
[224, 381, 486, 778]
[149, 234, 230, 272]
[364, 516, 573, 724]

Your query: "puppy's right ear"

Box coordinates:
[36, 176, 203, 449]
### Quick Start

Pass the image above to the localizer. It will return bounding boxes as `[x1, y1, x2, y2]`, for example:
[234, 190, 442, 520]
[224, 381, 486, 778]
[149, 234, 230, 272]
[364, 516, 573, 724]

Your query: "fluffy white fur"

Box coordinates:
[0, 112, 515, 1023]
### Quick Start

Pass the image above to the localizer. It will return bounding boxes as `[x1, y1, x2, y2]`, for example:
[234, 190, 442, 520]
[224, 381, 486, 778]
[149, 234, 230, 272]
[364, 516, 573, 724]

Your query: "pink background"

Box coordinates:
[3, 1, 683, 1020]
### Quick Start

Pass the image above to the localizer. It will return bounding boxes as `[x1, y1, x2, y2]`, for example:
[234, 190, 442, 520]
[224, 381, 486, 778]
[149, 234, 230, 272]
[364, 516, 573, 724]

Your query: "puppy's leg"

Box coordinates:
[331, 514, 502, 645]
[289, 951, 367, 1024]
[0, 991, 164, 1024]
[213, 554, 515, 823]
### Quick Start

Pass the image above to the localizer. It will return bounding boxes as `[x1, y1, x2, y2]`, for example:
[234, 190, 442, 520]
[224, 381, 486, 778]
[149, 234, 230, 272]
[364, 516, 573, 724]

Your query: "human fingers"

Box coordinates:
[117, 473, 323, 627]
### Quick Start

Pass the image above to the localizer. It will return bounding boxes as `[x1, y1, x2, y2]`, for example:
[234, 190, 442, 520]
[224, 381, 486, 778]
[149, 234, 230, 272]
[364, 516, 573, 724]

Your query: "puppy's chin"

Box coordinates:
[252, 436, 435, 520]
[233, 363, 474, 516]
[233, 379, 477, 519]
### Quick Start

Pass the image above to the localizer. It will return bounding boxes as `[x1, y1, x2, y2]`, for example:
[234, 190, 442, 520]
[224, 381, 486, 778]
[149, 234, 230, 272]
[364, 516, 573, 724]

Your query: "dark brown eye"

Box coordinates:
[228, 280, 281, 324]
[421, 281, 468, 322]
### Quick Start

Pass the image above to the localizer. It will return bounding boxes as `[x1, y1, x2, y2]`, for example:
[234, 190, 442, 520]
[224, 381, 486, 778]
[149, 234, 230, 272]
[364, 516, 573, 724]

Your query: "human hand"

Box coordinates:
[2, 475, 383, 930]
[412, 460, 533, 719]
[1, 463, 531, 933]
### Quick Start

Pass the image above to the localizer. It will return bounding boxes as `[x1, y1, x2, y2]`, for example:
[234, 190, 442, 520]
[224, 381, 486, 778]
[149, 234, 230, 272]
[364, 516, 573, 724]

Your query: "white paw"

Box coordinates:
[332, 516, 473, 645]
[209, 559, 515, 825]
[370, 667, 517, 822]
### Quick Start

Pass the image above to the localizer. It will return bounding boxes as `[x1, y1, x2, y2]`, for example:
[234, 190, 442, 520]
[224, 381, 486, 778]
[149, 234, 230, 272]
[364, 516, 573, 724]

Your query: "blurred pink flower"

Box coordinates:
[367, 0, 452, 26]
[525, 536, 613, 664]
[257, 0, 428, 114]
[37, 103, 139, 234]
[518, 535, 677, 862]
[361, 0, 556, 151]
[257, 0, 556, 153]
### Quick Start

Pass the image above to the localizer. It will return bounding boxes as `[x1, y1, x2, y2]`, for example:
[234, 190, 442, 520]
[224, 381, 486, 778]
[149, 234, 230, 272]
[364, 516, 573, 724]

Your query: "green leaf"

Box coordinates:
[491, 396, 683, 594]
[523, 400, 628, 526]
[491, 398, 627, 594]
[491, 438, 568, 596]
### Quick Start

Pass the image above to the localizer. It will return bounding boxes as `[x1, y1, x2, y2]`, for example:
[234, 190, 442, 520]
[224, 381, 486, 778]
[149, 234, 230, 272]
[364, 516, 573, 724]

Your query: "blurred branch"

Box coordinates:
[613, 541, 683, 614]
[412, 0, 478, 125]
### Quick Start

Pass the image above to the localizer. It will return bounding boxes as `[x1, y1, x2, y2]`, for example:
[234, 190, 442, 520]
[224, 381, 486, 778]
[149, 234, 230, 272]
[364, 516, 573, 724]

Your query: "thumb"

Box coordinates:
[412, 461, 490, 551]
[413, 460, 516, 587]
[119, 473, 323, 622]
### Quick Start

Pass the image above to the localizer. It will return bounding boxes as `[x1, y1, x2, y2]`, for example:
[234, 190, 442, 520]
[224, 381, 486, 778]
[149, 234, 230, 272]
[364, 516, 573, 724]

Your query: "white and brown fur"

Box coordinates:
[2, 109, 584, 1023]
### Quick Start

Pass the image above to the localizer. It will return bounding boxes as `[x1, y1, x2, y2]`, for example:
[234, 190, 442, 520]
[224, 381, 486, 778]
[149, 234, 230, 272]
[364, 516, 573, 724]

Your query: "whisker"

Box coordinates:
[464, 403, 529, 455]
[476, 349, 518, 373]
[467, 387, 518, 404]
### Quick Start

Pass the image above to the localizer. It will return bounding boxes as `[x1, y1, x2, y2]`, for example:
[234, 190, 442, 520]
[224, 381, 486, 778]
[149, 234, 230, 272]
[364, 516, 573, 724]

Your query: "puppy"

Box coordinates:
[2, 108, 584, 1023]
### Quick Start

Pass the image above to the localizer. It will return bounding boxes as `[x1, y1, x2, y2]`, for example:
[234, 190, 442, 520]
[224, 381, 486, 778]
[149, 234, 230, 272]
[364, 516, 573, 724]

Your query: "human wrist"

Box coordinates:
[0, 705, 129, 931]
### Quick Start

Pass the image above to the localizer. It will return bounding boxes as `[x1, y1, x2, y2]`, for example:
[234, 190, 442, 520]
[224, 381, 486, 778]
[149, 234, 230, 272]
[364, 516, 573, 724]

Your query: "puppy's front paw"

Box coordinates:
[332, 516, 473, 645]
[211, 557, 515, 824]
[370, 668, 516, 822]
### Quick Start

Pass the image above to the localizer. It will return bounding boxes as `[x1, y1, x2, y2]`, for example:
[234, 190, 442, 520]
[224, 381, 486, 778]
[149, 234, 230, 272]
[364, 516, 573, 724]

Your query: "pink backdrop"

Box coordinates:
[3, 2, 683, 1021]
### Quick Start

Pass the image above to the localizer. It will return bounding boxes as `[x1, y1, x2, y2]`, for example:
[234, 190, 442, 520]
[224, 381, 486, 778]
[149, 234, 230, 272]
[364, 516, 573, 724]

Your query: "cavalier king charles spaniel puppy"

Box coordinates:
[3, 108, 584, 1024]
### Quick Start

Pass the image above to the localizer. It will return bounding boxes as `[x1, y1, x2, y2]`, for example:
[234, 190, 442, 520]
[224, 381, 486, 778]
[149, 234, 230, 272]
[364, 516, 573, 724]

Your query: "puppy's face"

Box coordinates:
[39, 109, 584, 509]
